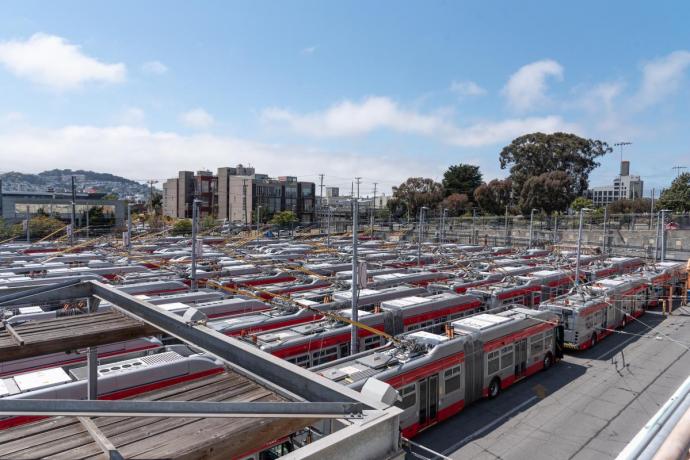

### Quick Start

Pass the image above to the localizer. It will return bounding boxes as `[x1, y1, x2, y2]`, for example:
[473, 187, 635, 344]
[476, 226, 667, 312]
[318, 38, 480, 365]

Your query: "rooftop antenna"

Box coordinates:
[613, 141, 632, 164]
[672, 166, 687, 177]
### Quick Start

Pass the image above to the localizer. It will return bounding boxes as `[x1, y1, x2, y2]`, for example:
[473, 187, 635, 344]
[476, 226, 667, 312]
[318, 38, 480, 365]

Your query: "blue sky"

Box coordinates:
[0, 1, 689, 196]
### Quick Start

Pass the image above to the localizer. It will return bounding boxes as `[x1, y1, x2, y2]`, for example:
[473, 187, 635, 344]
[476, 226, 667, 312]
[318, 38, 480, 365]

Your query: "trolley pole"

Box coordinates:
[575, 208, 591, 287]
[417, 206, 427, 267]
[25, 206, 30, 243]
[351, 199, 359, 355]
[191, 199, 200, 291]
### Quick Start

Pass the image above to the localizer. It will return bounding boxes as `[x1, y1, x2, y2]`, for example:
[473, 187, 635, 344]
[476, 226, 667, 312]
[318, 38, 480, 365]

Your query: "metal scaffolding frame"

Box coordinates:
[0, 279, 402, 460]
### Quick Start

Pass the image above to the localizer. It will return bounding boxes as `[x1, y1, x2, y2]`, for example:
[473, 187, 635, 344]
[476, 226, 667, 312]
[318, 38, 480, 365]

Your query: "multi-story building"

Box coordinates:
[162, 166, 315, 224]
[588, 161, 644, 206]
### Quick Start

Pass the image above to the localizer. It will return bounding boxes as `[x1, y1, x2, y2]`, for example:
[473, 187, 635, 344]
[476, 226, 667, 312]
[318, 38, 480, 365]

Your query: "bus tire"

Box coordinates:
[591, 334, 597, 348]
[488, 377, 501, 399]
[543, 352, 553, 370]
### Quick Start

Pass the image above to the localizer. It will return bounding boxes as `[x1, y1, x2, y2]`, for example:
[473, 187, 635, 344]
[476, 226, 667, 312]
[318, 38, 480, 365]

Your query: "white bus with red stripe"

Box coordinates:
[206, 286, 427, 337]
[0, 346, 222, 430]
[246, 293, 483, 369]
[314, 307, 561, 438]
[468, 269, 575, 309]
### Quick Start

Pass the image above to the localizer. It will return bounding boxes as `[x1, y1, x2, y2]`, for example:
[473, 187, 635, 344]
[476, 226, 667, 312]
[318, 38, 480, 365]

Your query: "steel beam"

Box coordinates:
[0, 279, 86, 306]
[90, 281, 384, 409]
[0, 399, 364, 419]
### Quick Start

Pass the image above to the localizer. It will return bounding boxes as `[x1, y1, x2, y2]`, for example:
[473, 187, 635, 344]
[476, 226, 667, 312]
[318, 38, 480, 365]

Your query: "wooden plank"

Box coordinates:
[78, 417, 123, 460]
[4, 323, 23, 345]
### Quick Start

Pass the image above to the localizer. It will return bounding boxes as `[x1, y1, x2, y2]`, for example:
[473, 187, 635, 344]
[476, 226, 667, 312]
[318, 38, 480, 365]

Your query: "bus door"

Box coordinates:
[515, 339, 527, 377]
[417, 374, 439, 428]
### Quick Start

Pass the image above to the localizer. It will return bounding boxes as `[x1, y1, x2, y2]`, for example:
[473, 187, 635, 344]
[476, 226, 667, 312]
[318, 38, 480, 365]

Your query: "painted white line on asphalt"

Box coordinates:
[441, 395, 538, 456]
[596, 334, 637, 360]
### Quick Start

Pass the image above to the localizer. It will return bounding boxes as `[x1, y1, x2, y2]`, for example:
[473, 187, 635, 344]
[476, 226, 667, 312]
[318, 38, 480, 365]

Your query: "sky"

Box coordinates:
[0, 1, 689, 196]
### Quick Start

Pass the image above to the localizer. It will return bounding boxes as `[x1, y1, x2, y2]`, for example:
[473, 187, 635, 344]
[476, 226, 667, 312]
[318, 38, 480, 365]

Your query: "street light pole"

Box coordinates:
[417, 206, 427, 267]
[574, 207, 591, 287]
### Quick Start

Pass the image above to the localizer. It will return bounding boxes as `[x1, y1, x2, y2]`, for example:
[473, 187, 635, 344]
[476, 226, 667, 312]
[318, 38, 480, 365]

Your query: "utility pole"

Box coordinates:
[575, 208, 591, 287]
[147, 180, 158, 214]
[417, 206, 427, 267]
[350, 198, 359, 355]
[70, 175, 76, 246]
[25, 206, 30, 243]
[191, 199, 200, 291]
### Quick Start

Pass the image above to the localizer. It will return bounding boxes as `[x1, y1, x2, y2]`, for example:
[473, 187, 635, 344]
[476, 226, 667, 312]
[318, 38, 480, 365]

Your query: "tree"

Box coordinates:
[171, 219, 193, 235]
[657, 173, 690, 212]
[441, 193, 469, 217]
[474, 179, 512, 215]
[499, 132, 611, 197]
[388, 177, 444, 219]
[607, 198, 653, 214]
[11, 215, 65, 239]
[519, 171, 574, 215]
[270, 211, 298, 227]
[442, 164, 482, 198]
[571, 197, 593, 212]
[151, 191, 163, 215]
[201, 215, 217, 230]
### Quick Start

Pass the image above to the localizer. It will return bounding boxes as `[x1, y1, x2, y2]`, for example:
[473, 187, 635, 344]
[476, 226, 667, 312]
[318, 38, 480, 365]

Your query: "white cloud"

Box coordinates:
[262, 96, 578, 147]
[0, 124, 441, 190]
[503, 59, 564, 112]
[179, 108, 215, 129]
[117, 107, 145, 126]
[141, 60, 168, 75]
[0, 33, 125, 90]
[632, 50, 690, 110]
[2, 112, 25, 123]
[301, 46, 317, 55]
[450, 80, 486, 97]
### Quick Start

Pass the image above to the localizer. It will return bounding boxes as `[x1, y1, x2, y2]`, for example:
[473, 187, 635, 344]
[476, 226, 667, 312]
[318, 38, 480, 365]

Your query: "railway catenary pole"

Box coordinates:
[351, 198, 359, 355]
[528, 208, 537, 249]
[318, 173, 324, 233]
[660, 209, 669, 261]
[126, 202, 132, 255]
[650, 188, 655, 229]
[85, 207, 89, 238]
[326, 207, 332, 247]
[191, 199, 200, 291]
[70, 175, 76, 246]
[575, 207, 591, 287]
[471, 208, 477, 245]
[417, 206, 427, 267]
[654, 211, 661, 261]
[440, 208, 447, 247]
[504, 205, 509, 245]
[25, 206, 30, 243]
[602, 206, 608, 254]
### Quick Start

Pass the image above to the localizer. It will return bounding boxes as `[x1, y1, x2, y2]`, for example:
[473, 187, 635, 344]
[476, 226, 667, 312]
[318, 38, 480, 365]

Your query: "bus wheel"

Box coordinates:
[543, 352, 553, 370]
[591, 334, 597, 348]
[488, 378, 501, 399]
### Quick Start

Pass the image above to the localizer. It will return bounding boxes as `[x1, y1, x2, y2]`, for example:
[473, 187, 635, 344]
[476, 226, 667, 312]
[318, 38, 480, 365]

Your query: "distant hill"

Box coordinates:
[0, 169, 148, 198]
